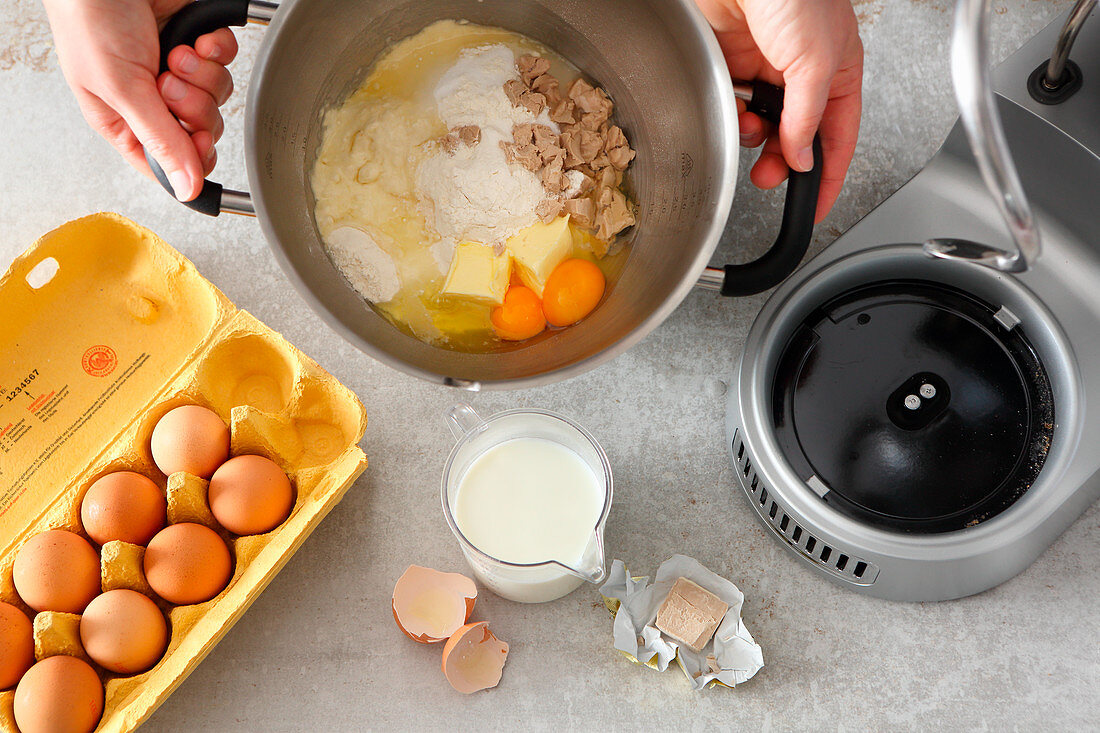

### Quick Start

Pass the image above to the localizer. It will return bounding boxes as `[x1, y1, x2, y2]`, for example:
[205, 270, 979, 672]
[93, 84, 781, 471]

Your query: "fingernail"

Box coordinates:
[178, 48, 199, 74]
[796, 146, 814, 172]
[739, 132, 754, 145]
[168, 170, 193, 201]
[162, 74, 187, 101]
[203, 145, 215, 164]
[203, 43, 222, 61]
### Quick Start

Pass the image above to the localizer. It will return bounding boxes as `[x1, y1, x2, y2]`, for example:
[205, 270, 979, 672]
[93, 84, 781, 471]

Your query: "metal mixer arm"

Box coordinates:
[924, 0, 1044, 273]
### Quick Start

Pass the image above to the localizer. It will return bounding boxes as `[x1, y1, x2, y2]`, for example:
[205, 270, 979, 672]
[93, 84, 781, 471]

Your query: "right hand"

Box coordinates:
[695, 0, 864, 222]
[42, 0, 238, 202]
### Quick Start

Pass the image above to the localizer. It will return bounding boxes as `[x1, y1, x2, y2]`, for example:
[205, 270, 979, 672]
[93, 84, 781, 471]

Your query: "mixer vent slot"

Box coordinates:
[732, 432, 879, 585]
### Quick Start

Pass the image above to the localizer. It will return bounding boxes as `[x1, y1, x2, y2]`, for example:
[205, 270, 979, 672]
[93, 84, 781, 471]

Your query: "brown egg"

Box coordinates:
[13, 655, 103, 733]
[150, 405, 230, 478]
[0, 601, 34, 689]
[80, 589, 168, 674]
[144, 523, 232, 605]
[208, 455, 295, 535]
[13, 530, 101, 613]
[80, 471, 166, 546]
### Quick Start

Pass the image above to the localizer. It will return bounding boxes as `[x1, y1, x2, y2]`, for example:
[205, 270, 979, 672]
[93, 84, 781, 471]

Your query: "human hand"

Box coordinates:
[42, 0, 238, 202]
[695, 0, 863, 222]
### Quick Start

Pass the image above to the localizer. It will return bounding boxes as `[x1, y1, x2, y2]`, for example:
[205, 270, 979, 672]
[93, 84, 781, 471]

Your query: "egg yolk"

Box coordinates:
[542, 259, 606, 327]
[491, 286, 547, 341]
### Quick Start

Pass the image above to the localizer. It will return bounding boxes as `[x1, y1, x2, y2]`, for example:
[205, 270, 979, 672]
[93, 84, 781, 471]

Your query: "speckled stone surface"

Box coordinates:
[2, 0, 1097, 729]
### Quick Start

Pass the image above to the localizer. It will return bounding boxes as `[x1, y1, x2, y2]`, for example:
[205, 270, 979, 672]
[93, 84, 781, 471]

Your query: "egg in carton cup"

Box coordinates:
[0, 214, 367, 732]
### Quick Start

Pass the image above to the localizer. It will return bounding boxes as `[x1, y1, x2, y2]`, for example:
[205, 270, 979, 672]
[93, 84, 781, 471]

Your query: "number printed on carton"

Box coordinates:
[4, 370, 39, 402]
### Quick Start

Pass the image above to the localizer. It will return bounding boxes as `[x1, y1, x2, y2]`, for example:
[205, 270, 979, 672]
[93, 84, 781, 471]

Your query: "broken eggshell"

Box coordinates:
[599, 554, 764, 691]
[392, 565, 477, 644]
[441, 622, 509, 694]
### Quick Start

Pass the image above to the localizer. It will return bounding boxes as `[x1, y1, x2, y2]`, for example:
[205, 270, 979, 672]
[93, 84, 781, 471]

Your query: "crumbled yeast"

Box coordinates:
[505, 54, 638, 250]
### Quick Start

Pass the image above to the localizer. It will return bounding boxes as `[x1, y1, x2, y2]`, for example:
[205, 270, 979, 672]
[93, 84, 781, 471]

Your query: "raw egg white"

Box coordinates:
[80, 471, 166, 546]
[13, 530, 101, 613]
[208, 455, 294, 536]
[144, 523, 232, 605]
[80, 589, 168, 674]
[150, 405, 230, 478]
[13, 655, 104, 733]
[0, 601, 34, 689]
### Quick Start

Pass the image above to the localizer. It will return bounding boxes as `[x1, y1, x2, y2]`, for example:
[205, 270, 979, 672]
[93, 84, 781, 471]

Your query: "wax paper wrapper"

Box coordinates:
[599, 555, 763, 691]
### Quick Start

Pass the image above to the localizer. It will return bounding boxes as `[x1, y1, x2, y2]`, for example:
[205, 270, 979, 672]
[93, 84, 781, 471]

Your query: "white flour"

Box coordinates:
[418, 45, 556, 254]
[433, 44, 553, 133]
[324, 226, 401, 304]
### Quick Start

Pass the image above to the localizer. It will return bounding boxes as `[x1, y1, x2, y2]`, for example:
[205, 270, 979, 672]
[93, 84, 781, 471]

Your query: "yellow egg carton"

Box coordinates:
[0, 213, 367, 732]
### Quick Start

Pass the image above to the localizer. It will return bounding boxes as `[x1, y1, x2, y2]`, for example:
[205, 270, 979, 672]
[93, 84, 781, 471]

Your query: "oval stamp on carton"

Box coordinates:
[82, 345, 117, 377]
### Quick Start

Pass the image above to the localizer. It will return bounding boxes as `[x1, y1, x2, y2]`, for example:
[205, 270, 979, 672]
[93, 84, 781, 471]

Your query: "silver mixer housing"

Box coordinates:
[727, 8, 1100, 601]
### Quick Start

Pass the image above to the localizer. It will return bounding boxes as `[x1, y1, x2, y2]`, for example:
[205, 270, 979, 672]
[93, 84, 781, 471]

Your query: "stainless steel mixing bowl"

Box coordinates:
[149, 0, 819, 388]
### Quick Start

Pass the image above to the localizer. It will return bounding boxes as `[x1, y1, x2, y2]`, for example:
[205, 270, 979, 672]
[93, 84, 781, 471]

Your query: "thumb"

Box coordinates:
[113, 76, 204, 201]
[778, 66, 830, 174]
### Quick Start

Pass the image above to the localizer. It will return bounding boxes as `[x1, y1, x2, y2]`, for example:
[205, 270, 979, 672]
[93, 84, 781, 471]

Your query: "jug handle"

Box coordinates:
[142, 0, 279, 216]
[446, 404, 485, 441]
[698, 80, 823, 297]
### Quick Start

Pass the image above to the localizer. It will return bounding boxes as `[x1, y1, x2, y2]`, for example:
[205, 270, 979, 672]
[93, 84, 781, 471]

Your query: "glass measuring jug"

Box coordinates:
[441, 404, 613, 603]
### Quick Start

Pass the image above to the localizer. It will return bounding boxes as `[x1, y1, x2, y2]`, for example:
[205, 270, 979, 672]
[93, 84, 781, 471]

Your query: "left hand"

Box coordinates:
[695, 0, 864, 222]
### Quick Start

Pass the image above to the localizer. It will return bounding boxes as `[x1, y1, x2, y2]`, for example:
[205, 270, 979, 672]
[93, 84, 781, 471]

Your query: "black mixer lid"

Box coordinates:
[772, 280, 1053, 533]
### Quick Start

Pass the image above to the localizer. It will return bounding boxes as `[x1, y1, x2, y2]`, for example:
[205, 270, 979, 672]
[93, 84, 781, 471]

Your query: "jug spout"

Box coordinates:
[566, 561, 607, 585]
[562, 532, 607, 585]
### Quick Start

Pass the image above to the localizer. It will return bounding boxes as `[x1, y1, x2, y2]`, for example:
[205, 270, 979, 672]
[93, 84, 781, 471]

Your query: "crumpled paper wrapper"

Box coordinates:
[599, 555, 764, 690]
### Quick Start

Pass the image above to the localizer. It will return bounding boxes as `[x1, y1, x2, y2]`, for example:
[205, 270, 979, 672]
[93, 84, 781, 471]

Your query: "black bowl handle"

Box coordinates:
[144, 0, 267, 216]
[718, 80, 823, 296]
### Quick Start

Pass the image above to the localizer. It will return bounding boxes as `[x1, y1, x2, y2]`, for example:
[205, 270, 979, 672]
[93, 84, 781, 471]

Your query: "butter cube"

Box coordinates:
[507, 217, 573, 297]
[654, 577, 729, 652]
[442, 242, 511, 306]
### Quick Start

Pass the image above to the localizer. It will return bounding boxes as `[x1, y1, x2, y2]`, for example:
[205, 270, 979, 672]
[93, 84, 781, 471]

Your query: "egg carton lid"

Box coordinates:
[0, 213, 241, 544]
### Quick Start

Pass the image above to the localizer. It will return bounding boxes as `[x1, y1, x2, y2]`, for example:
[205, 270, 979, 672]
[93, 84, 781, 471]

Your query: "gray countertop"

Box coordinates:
[2, 0, 1096, 729]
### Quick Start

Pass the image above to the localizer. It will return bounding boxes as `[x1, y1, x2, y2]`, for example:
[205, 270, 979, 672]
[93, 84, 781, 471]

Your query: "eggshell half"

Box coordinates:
[391, 565, 477, 644]
[144, 523, 232, 605]
[13, 530, 101, 613]
[13, 655, 104, 733]
[80, 471, 166, 546]
[0, 601, 34, 689]
[441, 622, 509, 694]
[150, 405, 230, 478]
[80, 589, 168, 674]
